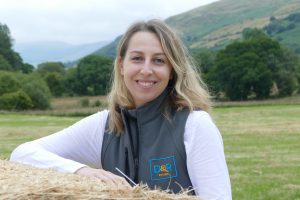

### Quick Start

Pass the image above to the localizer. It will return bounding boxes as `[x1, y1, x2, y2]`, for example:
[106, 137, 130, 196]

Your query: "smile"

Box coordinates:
[136, 80, 157, 88]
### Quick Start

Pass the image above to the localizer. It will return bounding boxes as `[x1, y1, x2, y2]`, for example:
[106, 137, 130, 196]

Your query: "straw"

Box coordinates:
[0, 159, 198, 200]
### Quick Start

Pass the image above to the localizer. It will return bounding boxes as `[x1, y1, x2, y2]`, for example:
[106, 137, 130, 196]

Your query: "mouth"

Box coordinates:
[136, 80, 157, 88]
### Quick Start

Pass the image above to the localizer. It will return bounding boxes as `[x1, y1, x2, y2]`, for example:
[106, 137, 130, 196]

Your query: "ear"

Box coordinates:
[118, 56, 124, 75]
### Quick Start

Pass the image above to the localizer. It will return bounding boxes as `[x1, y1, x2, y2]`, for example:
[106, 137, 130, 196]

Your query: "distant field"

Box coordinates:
[0, 101, 300, 199]
[0, 114, 82, 159]
[3, 94, 299, 117]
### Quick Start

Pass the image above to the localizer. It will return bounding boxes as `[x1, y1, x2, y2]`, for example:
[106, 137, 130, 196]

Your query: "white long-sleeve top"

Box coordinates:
[10, 110, 232, 200]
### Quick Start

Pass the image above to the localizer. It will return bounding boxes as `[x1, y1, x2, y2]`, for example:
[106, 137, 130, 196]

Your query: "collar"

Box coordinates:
[120, 88, 170, 124]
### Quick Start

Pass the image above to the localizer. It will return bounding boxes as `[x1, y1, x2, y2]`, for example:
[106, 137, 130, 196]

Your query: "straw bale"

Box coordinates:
[0, 160, 198, 200]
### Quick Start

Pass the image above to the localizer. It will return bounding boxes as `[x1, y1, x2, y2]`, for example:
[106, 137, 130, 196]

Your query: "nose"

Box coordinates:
[140, 59, 153, 76]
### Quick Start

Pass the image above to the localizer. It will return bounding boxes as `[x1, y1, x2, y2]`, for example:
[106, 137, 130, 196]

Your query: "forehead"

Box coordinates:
[126, 31, 164, 54]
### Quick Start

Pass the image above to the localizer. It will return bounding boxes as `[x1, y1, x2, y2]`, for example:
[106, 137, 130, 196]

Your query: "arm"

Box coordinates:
[10, 110, 133, 186]
[184, 111, 232, 200]
[10, 110, 109, 173]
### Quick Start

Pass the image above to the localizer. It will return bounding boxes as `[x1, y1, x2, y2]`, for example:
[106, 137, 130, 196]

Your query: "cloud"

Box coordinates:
[0, 0, 218, 44]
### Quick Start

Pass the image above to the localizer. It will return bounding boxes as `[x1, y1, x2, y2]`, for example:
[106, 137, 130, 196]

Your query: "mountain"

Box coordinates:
[264, 13, 300, 53]
[165, 0, 300, 50]
[13, 40, 110, 66]
[92, 36, 122, 58]
[94, 0, 300, 58]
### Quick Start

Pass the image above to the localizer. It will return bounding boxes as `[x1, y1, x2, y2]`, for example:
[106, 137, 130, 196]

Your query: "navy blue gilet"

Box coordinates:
[101, 89, 194, 194]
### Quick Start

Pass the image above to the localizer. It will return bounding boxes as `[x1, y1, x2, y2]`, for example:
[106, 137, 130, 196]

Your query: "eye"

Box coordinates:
[131, 56, 143, 62]
[153, 58, 165, 65]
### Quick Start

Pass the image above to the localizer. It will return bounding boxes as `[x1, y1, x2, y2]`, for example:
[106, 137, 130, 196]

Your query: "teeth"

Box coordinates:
[138, 81, 155, 88]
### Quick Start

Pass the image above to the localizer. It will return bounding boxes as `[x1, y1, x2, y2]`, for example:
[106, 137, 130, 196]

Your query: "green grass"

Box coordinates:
[211, 105, 300, 200]
[0, 114, 82, 159]
[1, 104, 300, 199]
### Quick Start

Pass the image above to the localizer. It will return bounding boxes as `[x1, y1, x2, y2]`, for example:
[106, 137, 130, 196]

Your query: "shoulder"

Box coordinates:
[81, 109, 109, 123]
[185, 110, 223, 146]
[69, 109, 109, 131]
[94, 109, 109, 120]
[186, 110, 214, 127]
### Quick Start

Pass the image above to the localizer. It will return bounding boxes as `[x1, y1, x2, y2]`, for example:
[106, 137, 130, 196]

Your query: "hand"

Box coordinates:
[75, 166, 130, 186]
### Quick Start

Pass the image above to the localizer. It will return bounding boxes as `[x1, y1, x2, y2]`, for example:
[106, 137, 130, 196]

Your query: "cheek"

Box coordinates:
[161, 69, 173, 81]
[121, 67, 130, 78]
[121, 68, 134, 84]
[164, 65, 173, 79]
[122, 64, 140, 77]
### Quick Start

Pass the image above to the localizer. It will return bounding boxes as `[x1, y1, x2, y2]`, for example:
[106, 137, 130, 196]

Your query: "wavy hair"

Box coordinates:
[107, 19, 211, 134]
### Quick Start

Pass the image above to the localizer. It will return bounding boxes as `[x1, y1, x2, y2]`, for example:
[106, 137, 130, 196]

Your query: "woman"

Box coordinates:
[10, 19, 232, 199]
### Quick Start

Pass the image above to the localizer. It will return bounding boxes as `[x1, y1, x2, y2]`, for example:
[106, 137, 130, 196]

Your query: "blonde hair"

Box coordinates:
[107, 19, 211, 134]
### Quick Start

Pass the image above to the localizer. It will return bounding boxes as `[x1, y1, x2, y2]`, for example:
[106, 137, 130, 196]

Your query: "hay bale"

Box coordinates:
[0, 160, 197, 199]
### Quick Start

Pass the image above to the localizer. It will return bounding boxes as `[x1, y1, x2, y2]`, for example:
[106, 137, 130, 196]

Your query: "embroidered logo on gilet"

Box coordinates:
[149, 155, 178, 181]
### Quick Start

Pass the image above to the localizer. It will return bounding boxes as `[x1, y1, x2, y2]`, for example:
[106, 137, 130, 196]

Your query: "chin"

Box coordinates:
[135, 96, 157, 107]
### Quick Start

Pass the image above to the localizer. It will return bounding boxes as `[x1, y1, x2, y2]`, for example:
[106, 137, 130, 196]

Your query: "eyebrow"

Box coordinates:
[129, 50, 166, 56]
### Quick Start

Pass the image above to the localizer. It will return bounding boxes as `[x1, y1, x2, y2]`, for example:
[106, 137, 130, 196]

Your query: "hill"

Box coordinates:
[264, 13, 300, 53]
[166, 0, 300, 50]
[94, 0, 300, 57]
[92, 36, 122, 58]
[14, 40, 109, 66]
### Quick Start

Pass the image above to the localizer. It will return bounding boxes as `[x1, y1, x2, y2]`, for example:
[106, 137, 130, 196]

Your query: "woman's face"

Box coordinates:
[120, 31, 173, 107]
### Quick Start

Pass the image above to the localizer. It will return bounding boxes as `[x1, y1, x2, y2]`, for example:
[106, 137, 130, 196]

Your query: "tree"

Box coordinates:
[193, 48, 215, 74]
[296, 61, 300, 93]
[21, 63, 34, 74]
[75, 55, 113, 95]
[192, 49, 219, 96]
[37, 62, 66, 76]
[273, 48, 299, 96]
[0, 71, 51, 110]
[213, 29, 296, 100]
[215, 47, 272, 100]
[21, 74, 52, 109]
[0, 71, 20, 95]
[287, 13, 300, 22]
[0, 54, 12, 70]
[0, 90, 33, 110]
[0, 23, 24, 71]
[0, 23, 13, 62]
[45, 72, 65, 97]
[36, 62, 66, 96]
[242, 28, 267, 40]
[63, 67, 79, 96]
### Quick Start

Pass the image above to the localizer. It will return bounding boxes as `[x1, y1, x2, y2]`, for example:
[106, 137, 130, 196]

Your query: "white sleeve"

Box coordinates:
[184, 111, 232, 200]
[10, 110, 109, 173]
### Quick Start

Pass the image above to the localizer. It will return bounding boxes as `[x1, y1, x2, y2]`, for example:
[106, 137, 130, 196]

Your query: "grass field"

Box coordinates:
[212, 105, 300, 200]
[0, 102, 300, 199]
[0, 114, 82, 159]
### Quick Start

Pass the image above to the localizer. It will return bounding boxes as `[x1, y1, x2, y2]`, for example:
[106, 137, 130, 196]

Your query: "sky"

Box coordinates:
[0, 0, 219, 45]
